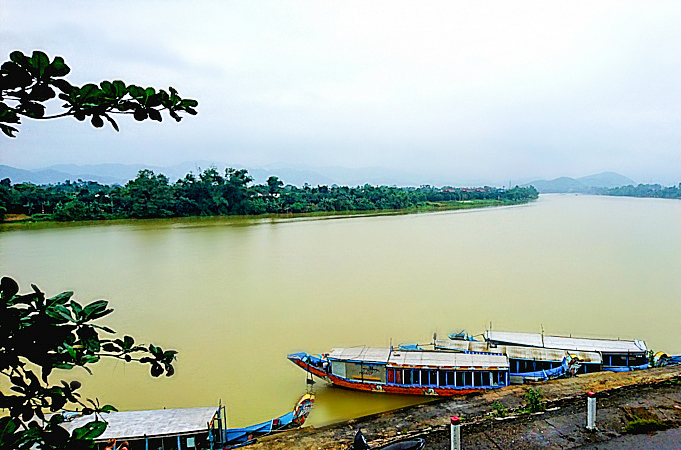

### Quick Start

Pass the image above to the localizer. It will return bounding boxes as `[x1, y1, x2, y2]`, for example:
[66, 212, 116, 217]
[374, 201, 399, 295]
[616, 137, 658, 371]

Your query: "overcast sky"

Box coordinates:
[2, 1, 681, 185]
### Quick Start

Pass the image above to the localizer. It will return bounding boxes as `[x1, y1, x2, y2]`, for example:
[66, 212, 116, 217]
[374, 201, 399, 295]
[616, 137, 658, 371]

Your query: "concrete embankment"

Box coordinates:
[250, 365, 681, 449]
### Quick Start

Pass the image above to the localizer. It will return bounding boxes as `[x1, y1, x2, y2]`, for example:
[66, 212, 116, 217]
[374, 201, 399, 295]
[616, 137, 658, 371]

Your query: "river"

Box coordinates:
[2, 194, 681, 427]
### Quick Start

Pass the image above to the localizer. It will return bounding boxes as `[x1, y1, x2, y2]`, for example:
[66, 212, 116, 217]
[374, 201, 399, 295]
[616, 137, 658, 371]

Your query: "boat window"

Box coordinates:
[445, 371, 455, 387]
[395, 369, 402, 384]
[438, 370, 448, 387]
[405, 369, 420, 385]
[420, 369, 437, 386]
[473, 371, 483, 387]
[455, 371, 467, 387]
[387, 369, 394, 383]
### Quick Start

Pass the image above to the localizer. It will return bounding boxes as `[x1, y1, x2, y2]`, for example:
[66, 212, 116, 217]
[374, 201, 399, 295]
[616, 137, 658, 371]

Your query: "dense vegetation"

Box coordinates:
[594, 183, 681, 199]
[0, 168, 539, 222]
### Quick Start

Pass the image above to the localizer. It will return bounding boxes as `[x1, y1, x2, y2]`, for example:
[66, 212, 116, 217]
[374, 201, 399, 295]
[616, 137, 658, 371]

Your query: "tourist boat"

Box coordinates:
[212, 393, 315, 448]
[287, 347, 510, 396]
[483, 330, 649, 372]
[433, 338, 603, 382]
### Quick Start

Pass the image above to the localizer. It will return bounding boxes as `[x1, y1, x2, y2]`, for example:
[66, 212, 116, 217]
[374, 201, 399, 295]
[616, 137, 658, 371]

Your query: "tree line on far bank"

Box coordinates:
[0, 167, 539, 222]
[592, 183, 681, 199]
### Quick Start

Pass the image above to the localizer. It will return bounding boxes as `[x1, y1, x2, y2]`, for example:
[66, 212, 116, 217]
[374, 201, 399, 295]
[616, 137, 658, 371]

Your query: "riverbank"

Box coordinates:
[250, 365, 681, 449]
[0, 198, 532, 229]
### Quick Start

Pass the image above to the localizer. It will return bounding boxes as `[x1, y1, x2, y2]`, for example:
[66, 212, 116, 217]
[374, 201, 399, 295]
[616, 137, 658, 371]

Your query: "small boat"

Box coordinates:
[214, 393, 315, 448]
[288, 347, 510, 396]
[350, 429, 426, 450]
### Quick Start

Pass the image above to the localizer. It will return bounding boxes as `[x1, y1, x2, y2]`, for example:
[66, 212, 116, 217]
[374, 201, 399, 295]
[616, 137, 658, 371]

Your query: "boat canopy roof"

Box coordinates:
[328, 347, 509, 369]
[435, 340, 602, 364]
[58, 407, 217, 442]
[484, 331, 647, 354]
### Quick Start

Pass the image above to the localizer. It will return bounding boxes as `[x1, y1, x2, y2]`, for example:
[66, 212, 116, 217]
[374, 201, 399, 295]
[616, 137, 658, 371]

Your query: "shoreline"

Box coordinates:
[0, 198, 533, 229]
[250, 365, 681, 449]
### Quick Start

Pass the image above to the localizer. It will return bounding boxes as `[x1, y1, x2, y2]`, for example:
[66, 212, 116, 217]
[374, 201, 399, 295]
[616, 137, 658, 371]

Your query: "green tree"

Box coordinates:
[0, 276, 177, 449]
[266, 176, 283, 195]
[124, 170, 175, 218]
[1, 50, 197, 137]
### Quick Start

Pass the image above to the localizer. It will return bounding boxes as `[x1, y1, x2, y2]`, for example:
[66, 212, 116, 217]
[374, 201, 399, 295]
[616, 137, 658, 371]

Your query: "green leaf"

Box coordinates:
[91, 115, 104, 128]
[99, 405, 117, 413]
[150, 363, 164, 377]
[9, 50, 27, 66]
[0, 123, 18, 137]
[51, 78, 73, 94]
[123, 335, 134, 350]
[133, 109, 148, 121]
[70, 300, 83, 317]
[112, 80, 127, 97]
[71, 421, 107, 440]
[180, 99, 199, 108]
[46, 56, 70, 77]
[28, 51, 50, 78]
[48, 304, 73, 322]
[0, 416, 19, 437]
[103, 114, 119, 132]
[47, 291, 74, 306]
[128, 85, 144, 98]
[82, 300, 110, 321]
[148, 109, 162, 122]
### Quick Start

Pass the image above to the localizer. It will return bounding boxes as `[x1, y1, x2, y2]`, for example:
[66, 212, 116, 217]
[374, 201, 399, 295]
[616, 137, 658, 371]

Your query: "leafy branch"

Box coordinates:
[0, 50, 198, 137]
[0, 276, 177, 449]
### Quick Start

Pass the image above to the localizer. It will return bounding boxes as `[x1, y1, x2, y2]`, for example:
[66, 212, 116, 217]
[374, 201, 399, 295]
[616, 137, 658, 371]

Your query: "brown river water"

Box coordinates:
[2, 194, 681, 427]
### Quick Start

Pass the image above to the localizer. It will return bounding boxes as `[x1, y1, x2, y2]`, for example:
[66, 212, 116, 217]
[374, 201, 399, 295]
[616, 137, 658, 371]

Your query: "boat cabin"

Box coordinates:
[59, 407, 216, 450]
[327, 347, 510, 390]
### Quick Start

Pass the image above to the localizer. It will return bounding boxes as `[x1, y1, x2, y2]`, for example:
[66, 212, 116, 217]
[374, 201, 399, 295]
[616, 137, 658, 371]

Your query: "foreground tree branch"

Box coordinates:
[0, 276, 177, 449]
[0, 50, 198, 137]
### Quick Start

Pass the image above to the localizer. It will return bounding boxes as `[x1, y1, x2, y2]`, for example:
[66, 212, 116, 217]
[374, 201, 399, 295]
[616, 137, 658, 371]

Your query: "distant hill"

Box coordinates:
[526, 172, 636, 193]
[1, 163, 638, 191]
[0, 165, 123, 185]
[1, 162, 464, 187]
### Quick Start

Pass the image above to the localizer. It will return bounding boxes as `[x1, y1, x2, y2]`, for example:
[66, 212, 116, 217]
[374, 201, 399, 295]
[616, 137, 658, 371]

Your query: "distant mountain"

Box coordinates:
[577, 172, 636, 188]
[526, 172, 636, 193]
[1, 163, 638, 191]
[2, 162, 455, 187]
[0, 165, 123, 185]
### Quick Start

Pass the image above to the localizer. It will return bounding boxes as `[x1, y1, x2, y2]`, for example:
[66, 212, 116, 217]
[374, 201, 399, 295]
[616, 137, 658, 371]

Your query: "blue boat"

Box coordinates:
[211, 393, 315, 448]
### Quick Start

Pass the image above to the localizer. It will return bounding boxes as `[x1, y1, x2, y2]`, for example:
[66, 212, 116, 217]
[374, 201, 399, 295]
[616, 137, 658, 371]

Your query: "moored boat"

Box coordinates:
[483, 330, 649, 372]
[434, 339, 603, 381]
[212, 393, 315, 448]
[288, 347, 510, 396]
